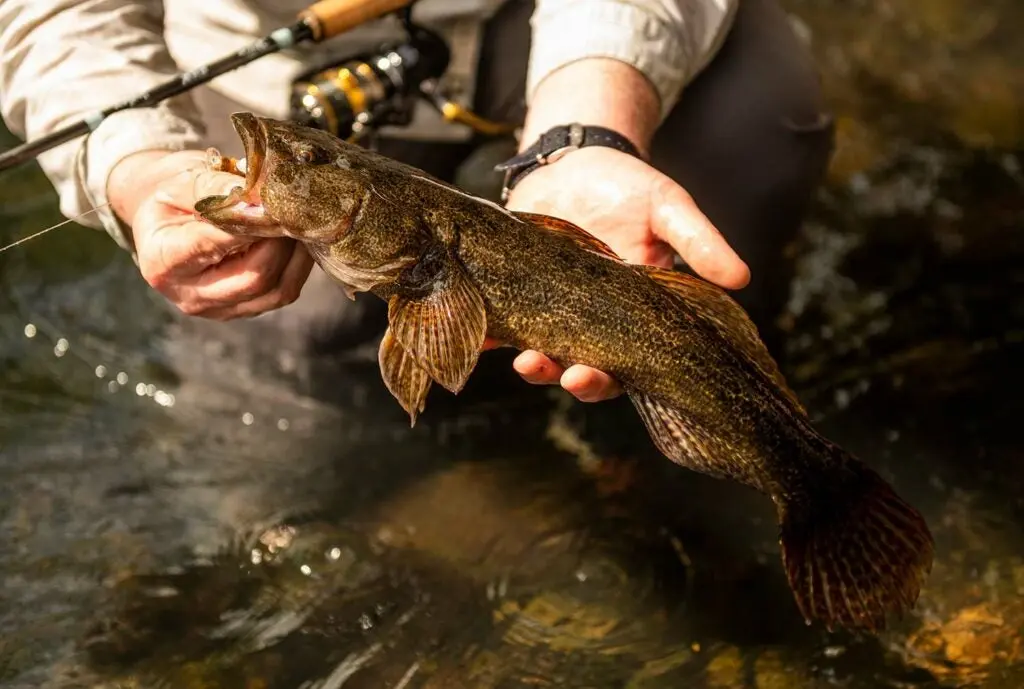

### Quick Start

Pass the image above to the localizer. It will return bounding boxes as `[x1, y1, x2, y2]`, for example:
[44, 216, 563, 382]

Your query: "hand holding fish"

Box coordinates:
[194, 114, 935, 633]
[107, 149, 313, 320]
[501, 145, 751, 403]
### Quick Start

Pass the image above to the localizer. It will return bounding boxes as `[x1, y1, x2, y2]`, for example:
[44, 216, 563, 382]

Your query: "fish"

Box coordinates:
[195, 112, 934, 633]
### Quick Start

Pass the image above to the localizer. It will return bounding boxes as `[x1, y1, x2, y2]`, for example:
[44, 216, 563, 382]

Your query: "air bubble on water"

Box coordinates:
[135, 383, 147, 396]
[251, 549, 263, 565]
[95, 365, 107, 378]
[300, 564, 312, 576]
[54, 338, 69, 357]
[154, 391, 175, 407]
[242, 412, 254, 426]
[824, 645, 846, 658]
[145, 384, 156, 397]
[107, 381, 119, 393]
[24, 323, 37, 338]
[834, 388, 851, 409]
[116, 372, 128, 385]
[277, 418, 290, 431]
[328, 547, 341, 561]
[358, 613, 373, 630]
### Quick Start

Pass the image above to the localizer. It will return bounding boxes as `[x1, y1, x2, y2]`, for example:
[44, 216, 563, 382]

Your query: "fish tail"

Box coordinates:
[778, 456, 934, 632]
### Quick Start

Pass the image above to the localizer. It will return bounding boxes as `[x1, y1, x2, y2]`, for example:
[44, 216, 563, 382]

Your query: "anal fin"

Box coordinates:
[378, 329, 432, 427]
[628, 389, 732, 481]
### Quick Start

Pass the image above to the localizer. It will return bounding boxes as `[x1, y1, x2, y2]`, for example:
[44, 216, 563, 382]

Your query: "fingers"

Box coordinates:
[158, 164, 246, 213]
[513, 350, 561, 384]
[200, 243, 314, 320]
[649, 175, 751, 290]
[560, 364, 623, 401]
[187, 238, 292, 304]
[512, 350, 623, 402]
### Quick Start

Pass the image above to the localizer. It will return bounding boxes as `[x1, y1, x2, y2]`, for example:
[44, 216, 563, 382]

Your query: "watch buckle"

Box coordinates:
[536, 122, 585, 166]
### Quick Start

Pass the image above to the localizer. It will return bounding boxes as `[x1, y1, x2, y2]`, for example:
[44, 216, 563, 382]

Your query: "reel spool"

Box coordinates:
[289, 9, 517, 142]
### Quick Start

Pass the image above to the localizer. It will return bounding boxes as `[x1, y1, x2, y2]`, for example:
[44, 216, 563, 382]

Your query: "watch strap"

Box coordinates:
[494, 123, 643, 202]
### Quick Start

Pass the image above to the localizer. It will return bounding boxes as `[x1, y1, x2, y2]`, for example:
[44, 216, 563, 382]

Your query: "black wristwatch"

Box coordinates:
[495, 122, 644, 202]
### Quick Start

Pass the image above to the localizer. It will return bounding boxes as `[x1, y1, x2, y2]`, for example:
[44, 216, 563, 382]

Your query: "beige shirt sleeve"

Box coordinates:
[526, 0, 740, 121]
[0, 0, 207, 251]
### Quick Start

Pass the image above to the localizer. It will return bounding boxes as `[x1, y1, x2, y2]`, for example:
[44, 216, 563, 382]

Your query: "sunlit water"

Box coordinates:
[2, 5, 1024, 686]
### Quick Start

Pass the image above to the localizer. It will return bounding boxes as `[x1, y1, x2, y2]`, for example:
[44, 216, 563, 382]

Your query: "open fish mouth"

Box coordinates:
[194, 112, 279, 235]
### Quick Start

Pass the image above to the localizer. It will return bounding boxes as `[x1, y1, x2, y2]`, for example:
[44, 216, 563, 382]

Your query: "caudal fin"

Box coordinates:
[779, 463, 934, 632]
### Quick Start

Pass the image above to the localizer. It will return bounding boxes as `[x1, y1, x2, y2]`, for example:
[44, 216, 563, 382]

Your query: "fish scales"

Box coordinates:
[195, 113, 935, 635]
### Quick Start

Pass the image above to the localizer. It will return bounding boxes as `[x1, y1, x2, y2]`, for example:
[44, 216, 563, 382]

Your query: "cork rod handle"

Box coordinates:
[299, 0, 414, 41]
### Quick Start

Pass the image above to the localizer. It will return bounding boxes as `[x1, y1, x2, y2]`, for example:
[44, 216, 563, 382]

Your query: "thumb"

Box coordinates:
[649, 175, 751, 290]
[154, 159, 246, 214]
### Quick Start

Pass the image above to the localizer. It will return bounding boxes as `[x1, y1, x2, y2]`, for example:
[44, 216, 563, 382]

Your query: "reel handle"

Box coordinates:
[300, 0, 414, 41]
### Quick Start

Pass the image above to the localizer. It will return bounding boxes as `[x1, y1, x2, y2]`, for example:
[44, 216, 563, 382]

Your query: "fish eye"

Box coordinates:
[293, 144, 327, 165]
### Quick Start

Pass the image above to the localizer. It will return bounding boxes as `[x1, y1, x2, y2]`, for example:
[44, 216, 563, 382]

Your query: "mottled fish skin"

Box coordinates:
[196, 113, 935, 634]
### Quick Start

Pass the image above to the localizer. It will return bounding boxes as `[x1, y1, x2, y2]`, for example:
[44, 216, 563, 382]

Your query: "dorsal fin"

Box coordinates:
[512, 211, 623, 261]
[642, 265, 807, 416]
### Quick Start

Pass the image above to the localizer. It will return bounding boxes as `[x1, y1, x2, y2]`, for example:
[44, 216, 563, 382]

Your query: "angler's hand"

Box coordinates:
[500, 146, 751, 402]
[108, 149, 313, 320]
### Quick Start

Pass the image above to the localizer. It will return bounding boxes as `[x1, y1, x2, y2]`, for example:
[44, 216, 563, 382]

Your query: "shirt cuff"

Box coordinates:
[71, 106, 204, 253]
[526, 0, 692, 122]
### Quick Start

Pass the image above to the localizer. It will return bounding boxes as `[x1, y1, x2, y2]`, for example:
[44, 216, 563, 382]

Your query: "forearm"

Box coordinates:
[518, 58, 661, 158]
[0, 0, 204, 248]
[522, 0, 740, 151]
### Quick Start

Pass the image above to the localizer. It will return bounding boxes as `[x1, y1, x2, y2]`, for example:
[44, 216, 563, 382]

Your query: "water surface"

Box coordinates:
[2, 3, 1023, 686]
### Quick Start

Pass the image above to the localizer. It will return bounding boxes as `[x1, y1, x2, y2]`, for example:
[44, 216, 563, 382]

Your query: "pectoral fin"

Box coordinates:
[378, 328, 433, 427]
[642, 266, 807, 416]
[388, 257, 487, 395]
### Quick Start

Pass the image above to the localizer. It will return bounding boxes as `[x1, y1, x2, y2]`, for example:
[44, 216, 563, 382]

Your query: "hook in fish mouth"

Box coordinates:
[193, 112, 280, 235]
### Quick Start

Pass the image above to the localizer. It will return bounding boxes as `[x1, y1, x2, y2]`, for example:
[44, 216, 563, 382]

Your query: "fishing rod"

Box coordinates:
[0, 0, 501, 173]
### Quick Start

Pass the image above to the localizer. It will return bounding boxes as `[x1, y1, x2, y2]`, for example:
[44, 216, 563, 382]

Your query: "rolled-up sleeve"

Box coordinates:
[526, 0, 739, 121]
[0, 0, 207, 251]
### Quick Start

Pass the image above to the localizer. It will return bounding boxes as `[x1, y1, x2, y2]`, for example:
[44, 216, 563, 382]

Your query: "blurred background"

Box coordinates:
[1, 1, 1022, 687]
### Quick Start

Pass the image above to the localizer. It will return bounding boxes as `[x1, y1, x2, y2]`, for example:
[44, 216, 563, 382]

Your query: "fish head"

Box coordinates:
[195, 112, 369, 244]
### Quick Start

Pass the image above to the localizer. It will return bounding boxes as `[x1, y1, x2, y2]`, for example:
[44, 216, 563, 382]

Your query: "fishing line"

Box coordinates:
[0, 207, 107, 254]
[0, 164, 227, 254]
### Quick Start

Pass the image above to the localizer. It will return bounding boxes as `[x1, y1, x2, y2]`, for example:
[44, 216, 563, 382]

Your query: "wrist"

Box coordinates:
[519, 57, 660, 158]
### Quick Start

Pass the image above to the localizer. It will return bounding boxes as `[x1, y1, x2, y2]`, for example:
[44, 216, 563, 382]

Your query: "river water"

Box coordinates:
[1, 2, 1023, 687]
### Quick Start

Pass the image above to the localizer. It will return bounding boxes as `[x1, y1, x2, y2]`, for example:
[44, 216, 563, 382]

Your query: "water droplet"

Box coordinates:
[242, 412, 254, 426]
[824, 645, 846, 658]
[277, 418, 290, 431]
[54, 338, 69, 357]
[145, 384, 156, 396]
[300, 564, 312, 576]
[107, 381, 119, 393]
[23, 323, 36, 338]
[135, 383, 147, 396]
[116, 372, 128, 385]
[251, 549, 263, 565]
[95, 365, 107, 378]
[328, 547, 341, 560]
[358, 613, 373, 630]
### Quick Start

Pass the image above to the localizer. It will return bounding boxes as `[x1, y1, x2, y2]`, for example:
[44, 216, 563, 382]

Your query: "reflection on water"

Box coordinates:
[2, 3, 1024, 687]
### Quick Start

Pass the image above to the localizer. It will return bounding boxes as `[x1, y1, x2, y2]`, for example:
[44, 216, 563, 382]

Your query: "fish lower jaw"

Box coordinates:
[199, 199, 288, 239]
